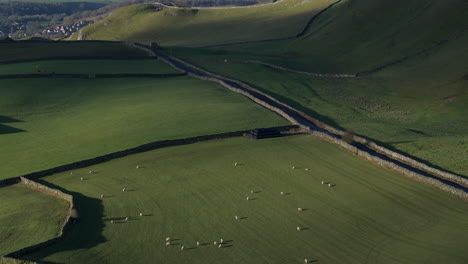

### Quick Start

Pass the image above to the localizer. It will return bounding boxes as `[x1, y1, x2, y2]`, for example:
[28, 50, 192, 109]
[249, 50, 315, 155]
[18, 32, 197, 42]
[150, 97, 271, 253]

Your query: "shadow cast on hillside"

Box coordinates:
[0, 116, 25, 135]
[243, 81, 346, 131]
[22, 179, 106, 263]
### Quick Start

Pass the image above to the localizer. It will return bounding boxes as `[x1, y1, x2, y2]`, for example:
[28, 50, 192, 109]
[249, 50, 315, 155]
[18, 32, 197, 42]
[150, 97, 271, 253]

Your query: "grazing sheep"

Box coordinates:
[80, 177, 84, 181]
[218, 244, 222, 248]
[220, 239, 223, 243]
[100, 194, 104, 198]
[305, 168, 310, 171]
[125, 217, 130, 221]
[122, 188, 126, 192]
[297, 226, 301, 231]
[165, 242, 170, 246]
[328, 183, 332, 187]
[196, 241, 200, 246]
[181, 246, 185, 251]
[166, 237, 171, 241]
[234, 162, 238, 166]
[136, 165, 141, 169]
[110, 220, 114, 224]
[305, 259, 308, 263]
[250, 190, 254, 194]
[139, 213, 143, 217]
[297, 208, 303, 212]
[292, 166, 296, 169]
[321, 180, 324, 185]
[213, 241, 217, 245]
[70, 172, 73, 175]
[89, 170, 93, 174]
[280, 191, 285, 195]
[235, 216, 239, 220]
[246, 197, 250, 201]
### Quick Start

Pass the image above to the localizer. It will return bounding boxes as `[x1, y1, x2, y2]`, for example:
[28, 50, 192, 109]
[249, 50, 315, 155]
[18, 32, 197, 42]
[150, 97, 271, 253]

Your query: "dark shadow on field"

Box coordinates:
[22, 179, 106, 263]
[0, 116, 25, 135]
[0, 116, 22, 123]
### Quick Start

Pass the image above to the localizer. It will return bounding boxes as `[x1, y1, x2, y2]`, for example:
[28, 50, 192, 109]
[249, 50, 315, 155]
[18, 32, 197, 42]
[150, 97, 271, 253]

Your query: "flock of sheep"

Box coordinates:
[73, 161, 333, 263]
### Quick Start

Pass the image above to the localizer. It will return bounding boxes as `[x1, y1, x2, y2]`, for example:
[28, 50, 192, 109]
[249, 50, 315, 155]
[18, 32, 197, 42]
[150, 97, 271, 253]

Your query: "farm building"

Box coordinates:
[246, 128, 282, 139]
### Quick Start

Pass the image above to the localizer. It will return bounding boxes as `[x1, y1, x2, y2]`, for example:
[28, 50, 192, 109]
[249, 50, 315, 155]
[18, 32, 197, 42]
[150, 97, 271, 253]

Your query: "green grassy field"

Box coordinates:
[0, 41, 149, 63]
[71, 0, 335, 46]
[0, 59, 178, 74]
[21, 135, 468, 264]
[0, 184, 68, 256]
[171, 40, 468, 177]
[0, 75, 287, 180]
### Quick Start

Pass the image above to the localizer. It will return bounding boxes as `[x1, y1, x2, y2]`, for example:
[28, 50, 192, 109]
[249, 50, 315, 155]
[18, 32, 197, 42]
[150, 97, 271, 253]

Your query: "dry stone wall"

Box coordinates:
[4, 178, 74, 260]
[155, 51, 468, 200]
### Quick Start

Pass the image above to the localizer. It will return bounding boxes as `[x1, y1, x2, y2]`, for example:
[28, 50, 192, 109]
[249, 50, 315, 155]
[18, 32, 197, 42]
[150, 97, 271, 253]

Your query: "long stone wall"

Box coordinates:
[0, 125, 296, 262]
[154, 50, 468, 200]
[0, 126, 296, 187]
[0, 73, 186, 79]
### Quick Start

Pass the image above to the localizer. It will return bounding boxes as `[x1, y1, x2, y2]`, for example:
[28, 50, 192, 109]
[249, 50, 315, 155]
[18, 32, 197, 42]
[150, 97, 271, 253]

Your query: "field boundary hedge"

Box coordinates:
[153, 48, 468, 200]
[0, 57, 157, 65]
[0, 73, 186, 79]
[3, 177, 74, 261]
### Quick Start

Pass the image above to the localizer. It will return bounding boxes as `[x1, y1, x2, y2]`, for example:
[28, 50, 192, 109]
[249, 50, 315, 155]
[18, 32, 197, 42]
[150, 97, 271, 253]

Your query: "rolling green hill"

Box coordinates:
[23, 136, 468, 264]
[71, 0, 336, 46]
[161, 0, 468, 176]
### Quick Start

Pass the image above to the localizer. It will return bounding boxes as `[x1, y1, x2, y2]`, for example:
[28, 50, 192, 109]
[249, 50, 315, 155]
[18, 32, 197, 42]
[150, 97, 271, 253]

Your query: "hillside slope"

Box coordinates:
[72, 0, 336, 46]
[166, 0, 468, 176]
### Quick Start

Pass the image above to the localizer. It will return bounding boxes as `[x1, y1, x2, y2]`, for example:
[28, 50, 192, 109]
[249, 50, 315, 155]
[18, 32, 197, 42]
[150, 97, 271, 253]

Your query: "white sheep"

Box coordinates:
[139, 213, 143, 217]
[110, 220, 114, 224]
[305, 168, 310, 171]
[181, 246, 185, 251]
[70, 172, 73, 175]
[213, 241, 217, 245]
[250, 190, 254, 194]
[218, 244, 222, 248]
[234, 162, 238, 166]
[297, 208, 303, 212]
[280, 191, 285, 195]
[297, 226, 301, 231]
[165, 242, 170, 246]
[165, 237, 171, 241]
[100, 194, 104, 198]
[125, 217, 130, 221]
[246, 197, 250, 201]
[80, 177, 84, 181]
[220, 239, 223, 243]
[136, 165, 141, 169]
[328, 183, 332, 187]
[196, 241, 200, 246]
[321, 180, 324, 185]
[122, 188, 126, 192]
[235, 215, 239, 220]
[89, 170, 93, 174]
[305, 259, 308, 263]
[292, 166, 296, 169]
